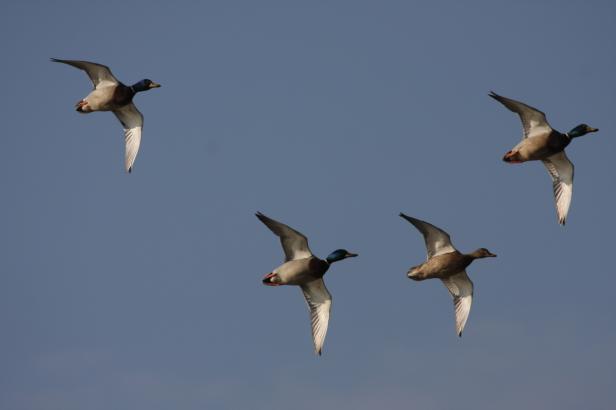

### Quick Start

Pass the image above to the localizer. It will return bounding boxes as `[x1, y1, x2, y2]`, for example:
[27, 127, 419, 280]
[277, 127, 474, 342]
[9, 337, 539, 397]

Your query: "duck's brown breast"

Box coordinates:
[521, 131, 569, 161]
[308, 257, 330, 279]
[112, 84, 136, 107]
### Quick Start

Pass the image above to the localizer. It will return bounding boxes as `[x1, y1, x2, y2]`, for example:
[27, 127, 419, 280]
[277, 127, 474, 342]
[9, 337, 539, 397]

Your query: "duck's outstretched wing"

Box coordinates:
[441, 271, 474, 337]
[301, 279, 332, 356]
[51, 58, 119, 89]
[256, 212, 313, 261]
[113, 103, 143, 173]
[489, 91, 552, 139]
[542, 151, 574, 225]
[399, 213, 456, 259]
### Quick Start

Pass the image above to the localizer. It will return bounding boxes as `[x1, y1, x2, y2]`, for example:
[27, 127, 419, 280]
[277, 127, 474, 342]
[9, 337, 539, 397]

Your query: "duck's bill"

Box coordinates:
[346, 252, 358, 258]
[588, 127, 599, 133]
[487, 252, 497, 257]
[149, 82, 161, 88]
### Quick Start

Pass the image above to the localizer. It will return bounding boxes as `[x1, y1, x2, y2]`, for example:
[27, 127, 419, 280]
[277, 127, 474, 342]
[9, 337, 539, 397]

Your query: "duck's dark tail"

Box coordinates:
[407, 265, 423, 281]
[502, 150, 523, 163]
[75, 100, 90, 113]
[262, 272, 281, 286]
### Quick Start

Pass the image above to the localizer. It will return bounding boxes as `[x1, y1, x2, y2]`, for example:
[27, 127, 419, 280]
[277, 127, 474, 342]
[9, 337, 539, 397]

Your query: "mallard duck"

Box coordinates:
[489, 91, 598, 224]
[51, 58, 161, 173]
[256, 212, 357, 355]
[400, 213, 496, 337]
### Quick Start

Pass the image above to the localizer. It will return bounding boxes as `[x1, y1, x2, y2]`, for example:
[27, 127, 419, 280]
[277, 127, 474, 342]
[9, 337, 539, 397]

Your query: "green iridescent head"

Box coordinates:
[326, 249, 358, 263]
[131, 79, 161, 92]
[568, 123, 599, 138]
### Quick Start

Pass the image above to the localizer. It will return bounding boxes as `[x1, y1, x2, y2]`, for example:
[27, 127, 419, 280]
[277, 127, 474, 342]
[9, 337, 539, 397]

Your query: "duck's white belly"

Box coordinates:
[83, 86, 116, 111]
[274, 258, 315, 285]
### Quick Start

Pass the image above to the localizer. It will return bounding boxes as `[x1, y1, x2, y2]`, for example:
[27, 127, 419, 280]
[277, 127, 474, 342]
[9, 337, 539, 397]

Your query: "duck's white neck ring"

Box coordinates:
[129, 86, 136, 93]
[564, 132, 571, 140]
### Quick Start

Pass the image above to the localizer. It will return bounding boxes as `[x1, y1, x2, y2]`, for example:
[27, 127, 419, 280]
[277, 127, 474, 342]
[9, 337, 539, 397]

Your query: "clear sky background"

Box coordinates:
[1, 1, 615, 409]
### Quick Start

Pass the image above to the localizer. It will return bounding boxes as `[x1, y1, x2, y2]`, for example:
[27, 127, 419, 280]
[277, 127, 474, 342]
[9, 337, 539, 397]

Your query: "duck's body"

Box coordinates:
[489, 91, 598, 224]
[263, 256, 330, 286]
[408, 251, 475, 281]
[506, 129, 572, 163]
[257, 212, 357, 355]
[52, 58, 161, 173]
[400, 213, 496, 336]
[77, 82, 137, 113]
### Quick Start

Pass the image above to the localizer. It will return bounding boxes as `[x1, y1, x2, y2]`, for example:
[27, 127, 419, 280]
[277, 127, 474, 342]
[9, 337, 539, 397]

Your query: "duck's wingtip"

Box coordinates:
[399, 212, 414, 222]
[255, 211, 269, 222]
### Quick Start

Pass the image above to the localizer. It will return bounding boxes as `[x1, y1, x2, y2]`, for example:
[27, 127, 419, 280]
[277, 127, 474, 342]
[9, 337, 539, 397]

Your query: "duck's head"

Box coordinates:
[568, 123, 599, 138]
[471, 248, 497, 259]
[326, 249, 358, 263]
[131, 79, 161, 92]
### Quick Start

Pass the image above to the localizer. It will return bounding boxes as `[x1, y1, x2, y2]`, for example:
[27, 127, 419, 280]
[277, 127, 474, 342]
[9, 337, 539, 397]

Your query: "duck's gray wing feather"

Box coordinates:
[542, 151, 574, 225]
[399, 213, 456, 259]
[441, 271, 473, 337]
[489, 91, 552, 139]
[256, 212, 313, 261]
[301, 279, 332, 356]
[113, 103, 143, 173]
[51, 58, 119, 89]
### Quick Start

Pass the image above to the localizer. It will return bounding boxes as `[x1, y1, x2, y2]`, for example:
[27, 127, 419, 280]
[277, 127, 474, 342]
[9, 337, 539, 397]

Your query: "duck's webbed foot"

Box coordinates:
[75, 100, 90, 113]
[262, 272, 282, 286]
[502, 150, 523, 163]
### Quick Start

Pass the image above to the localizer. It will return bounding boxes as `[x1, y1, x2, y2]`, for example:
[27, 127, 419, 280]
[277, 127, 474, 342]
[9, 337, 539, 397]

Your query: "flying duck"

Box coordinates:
[489, 91, 598, 224]
[400, 213, 496, 337]
[51, 58, 161, 173]
[256, 212, 357, 355]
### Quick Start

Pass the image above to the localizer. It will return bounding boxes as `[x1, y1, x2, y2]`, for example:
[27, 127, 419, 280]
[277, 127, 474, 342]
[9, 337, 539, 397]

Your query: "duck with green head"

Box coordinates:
[489, 91, 599, 225]
[256, 212, 358, 355]
[51, 58, 161, 173]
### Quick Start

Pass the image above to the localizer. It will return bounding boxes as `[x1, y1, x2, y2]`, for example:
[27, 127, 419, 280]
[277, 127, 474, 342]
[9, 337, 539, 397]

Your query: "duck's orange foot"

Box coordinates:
[502, 150, 523, 163]
[75, 100, 90, 113]
[262, 272, 281, 286]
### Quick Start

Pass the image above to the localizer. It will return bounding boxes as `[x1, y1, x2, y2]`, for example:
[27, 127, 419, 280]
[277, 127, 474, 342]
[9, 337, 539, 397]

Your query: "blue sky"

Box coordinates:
[1, 1, 615, 409]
